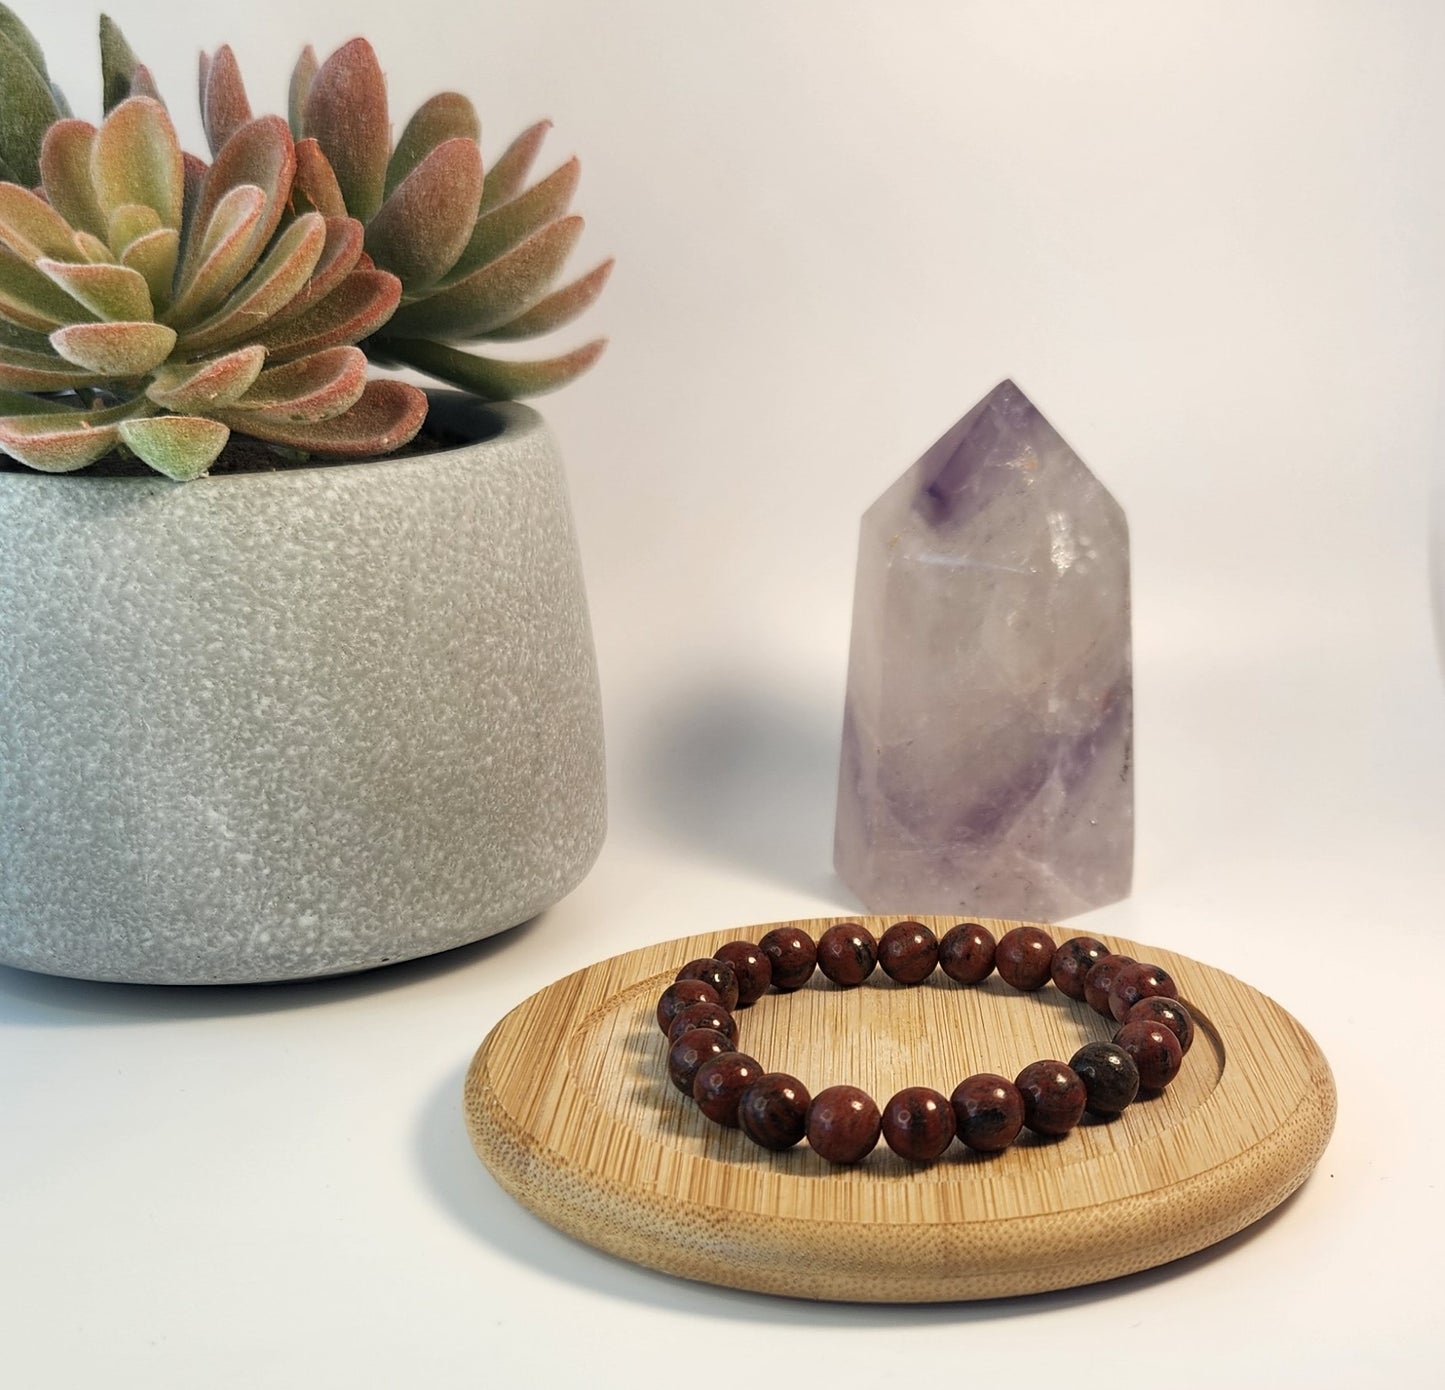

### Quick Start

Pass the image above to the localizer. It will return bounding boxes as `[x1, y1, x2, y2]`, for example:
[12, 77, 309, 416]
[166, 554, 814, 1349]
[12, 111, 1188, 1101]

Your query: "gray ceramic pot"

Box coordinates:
[0, 393, 606, 983]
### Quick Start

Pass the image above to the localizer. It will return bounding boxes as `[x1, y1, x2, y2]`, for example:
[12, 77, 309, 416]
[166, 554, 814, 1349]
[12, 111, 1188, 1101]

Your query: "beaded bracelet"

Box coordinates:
[654, 921, 1197, 1165]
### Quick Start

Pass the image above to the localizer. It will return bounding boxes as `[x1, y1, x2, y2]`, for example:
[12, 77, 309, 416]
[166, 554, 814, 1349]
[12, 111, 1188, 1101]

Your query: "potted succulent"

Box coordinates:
[0, 12, 611, 983]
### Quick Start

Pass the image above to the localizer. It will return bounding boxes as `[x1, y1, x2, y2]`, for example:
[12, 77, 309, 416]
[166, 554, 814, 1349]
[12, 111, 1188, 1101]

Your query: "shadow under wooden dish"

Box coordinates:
[464, 917, 1335, 1303]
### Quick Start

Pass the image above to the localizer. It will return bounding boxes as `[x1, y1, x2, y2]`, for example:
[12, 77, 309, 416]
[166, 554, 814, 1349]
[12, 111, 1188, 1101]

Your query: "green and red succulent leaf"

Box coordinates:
[298, 39, 390, 221]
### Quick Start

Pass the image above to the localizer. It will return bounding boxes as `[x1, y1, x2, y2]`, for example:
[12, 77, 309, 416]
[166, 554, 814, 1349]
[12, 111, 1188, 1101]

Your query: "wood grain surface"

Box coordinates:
[464, 917, 1335, 1302]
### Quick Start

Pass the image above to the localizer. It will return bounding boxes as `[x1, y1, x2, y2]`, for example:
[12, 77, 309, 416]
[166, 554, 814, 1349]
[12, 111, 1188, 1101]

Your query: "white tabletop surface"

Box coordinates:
[5, 3, 1445, 1385]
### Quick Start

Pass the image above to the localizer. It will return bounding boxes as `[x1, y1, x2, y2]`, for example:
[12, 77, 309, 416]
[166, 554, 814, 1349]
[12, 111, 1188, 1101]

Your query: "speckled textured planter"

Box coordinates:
[0, 394, 606, 984]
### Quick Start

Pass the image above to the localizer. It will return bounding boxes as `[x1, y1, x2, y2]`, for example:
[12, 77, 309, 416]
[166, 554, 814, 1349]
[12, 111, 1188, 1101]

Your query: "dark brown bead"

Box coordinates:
[1050, 935, 1109, 1001]
[758, 928, 817, 992]
[676, 957, 739, 1011]
[692, 1052, 764, 1126]
[995, 925, 1056, 991]
[1126, 996, 1195, 1055]
[806, 1085, 882, 1164]
[950, 1073, 1025, 1153]
[1108, 961, 1179, 1022]
[666, 1028, 735, 1095]
[816, 923, 878, 987]
[656, 979, 721, 1034]
[713, 940, 772, 1006]
[1083, 953, 1136, 1014]
[1068, 1041, 1140, 1117]
[1114, 1019, 1183, 1090]
[738, 1072, 811, 1150]
[881, 1086, 956, 1162]
[666, 1001, 737, 1046]
[877, 921, 939, 985]
[1015, 1059, 1087, 1137]
[938, 922, 996, 985]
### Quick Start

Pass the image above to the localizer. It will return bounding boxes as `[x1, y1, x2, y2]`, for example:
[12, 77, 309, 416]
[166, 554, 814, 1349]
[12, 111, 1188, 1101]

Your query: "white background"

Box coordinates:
[4, 2, 1444, 1385]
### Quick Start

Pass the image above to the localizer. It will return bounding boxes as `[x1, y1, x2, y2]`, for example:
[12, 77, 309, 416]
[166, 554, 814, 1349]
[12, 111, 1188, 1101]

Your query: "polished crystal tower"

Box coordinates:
[835, 380, 1132, 921]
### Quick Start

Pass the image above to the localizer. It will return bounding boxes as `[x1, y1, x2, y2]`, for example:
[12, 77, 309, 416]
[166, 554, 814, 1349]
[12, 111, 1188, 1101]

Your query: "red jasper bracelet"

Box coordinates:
[654, 921, 1197, 1165]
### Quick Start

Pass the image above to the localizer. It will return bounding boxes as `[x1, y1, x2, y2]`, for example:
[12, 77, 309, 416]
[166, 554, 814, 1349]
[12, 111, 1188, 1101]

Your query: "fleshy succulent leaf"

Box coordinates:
[200, 46, 253, 157]
[478, 120, 551, 214]
[183, 115, 292, 286]
[288, 45, 318, 141]
[0, 28, 61, 188]
[220, 344, 366, 424]
[118, 414, 228, 479]
[36, 258, 153, 321]
[0, 242, 93, 330]
[446, 156, 579, 283]
[0, 395, 141, 471]
[376, 336, 605, 399]
[382, 215, 583, 339]
[145, 343, 267, 411]
[166, 183, 265, 328]
[91, 97, 184, 231]
[98, 15, 143, 112]
[291, 137, 347, 218]
[107, 201, 161, 253]
[176, 212, 327, 353]
[0, 344, 104, 390]
[213, 377, 425, 457]
[50, 320, 176, 375]
[365, 137, 482, 291]
[39, 121, 104, 238]
[0, 181, 79, 261]
[475, 257, 613, 341]
[234, 214, 361, 332]
[253, 266, 401, 361]
[119, 226, 179, 311]
[385, 92, 480, 196]
[0, 5, 50, 78]
[302, 39, 390, 221]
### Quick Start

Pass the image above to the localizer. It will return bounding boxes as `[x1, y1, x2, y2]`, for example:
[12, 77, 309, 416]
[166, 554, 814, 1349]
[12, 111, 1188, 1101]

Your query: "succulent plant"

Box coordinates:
[197, 37, 611, 400]
[0, 90, 427, 478]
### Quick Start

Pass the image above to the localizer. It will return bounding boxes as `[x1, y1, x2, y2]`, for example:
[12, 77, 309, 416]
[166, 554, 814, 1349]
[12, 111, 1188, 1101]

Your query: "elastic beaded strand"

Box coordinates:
[661, 923, 1198, 1168]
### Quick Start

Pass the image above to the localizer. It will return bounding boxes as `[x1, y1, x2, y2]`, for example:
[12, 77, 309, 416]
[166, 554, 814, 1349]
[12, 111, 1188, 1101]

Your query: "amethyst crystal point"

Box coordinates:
[834, 380, 1132, 922]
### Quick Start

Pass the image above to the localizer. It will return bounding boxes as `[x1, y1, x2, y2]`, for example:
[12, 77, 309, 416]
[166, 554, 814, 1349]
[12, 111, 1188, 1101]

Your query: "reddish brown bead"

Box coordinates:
[675, 957, 739, 1011]
[816, 923, 878, 987]
[692, 1052, 764, 1126]
[666, 1001, 737, 1046]
[806, 1085, 883, 1164]
[713, 940, 772, 1006]
[738, 1072, 811, 1150]
[1068, 1041, 1140, 1118]
[881, 1086, 957, 1161]
[938, 923, 996, 985]
[1015, 1060, 1087, 1136]
[666, 1028, 735, 1095]
[1084, 953, 1136, 1014]
[950, 1073, 1025, 1153]
[877, 921, 939, 985]
[1114, 1019, 1183, 1090]
[1108, 961, 1178, 1022]
[1050, 935, 1109, 1001]
[995, 925, 1056, 991]
[1126, 996, 1195, 1056]
[758, 928, 817, 992]
[656, 979, 721, 1034]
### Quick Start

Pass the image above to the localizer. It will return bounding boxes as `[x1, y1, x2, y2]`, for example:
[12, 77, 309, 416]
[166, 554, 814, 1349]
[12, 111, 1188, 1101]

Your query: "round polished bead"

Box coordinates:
[666, 1001, 737, 1046]
[666, 1028, 735, 1095]
[1114, 1019, 1183, 1091]
[881, 1086, 956, 1161]
[806, 1085, 883, 1164]
[938, 922, 996, 985]
[816, 923, 878, 987]
[1084, 953, 1136, 1015]
[738, 1072, 811, 1150]
[1068, 1040, 1141, 1118]
[758, 928, 817, 992]
[675, 957, 739, 1011]
[692, 1051, 764, 1126]
[1126, 996, 1195, 1055]
[877, 921, 939, 985]
[656, 979, 722, 1034]
[949, 1073, 1025, 1153]
[1015, 1060, 1087, 1137]
[713, 940, 772, 1006]
[995, 926, 1057, 991]
[1108, 961, 1179, 1022]
[1050, 935, 1109, 1001]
